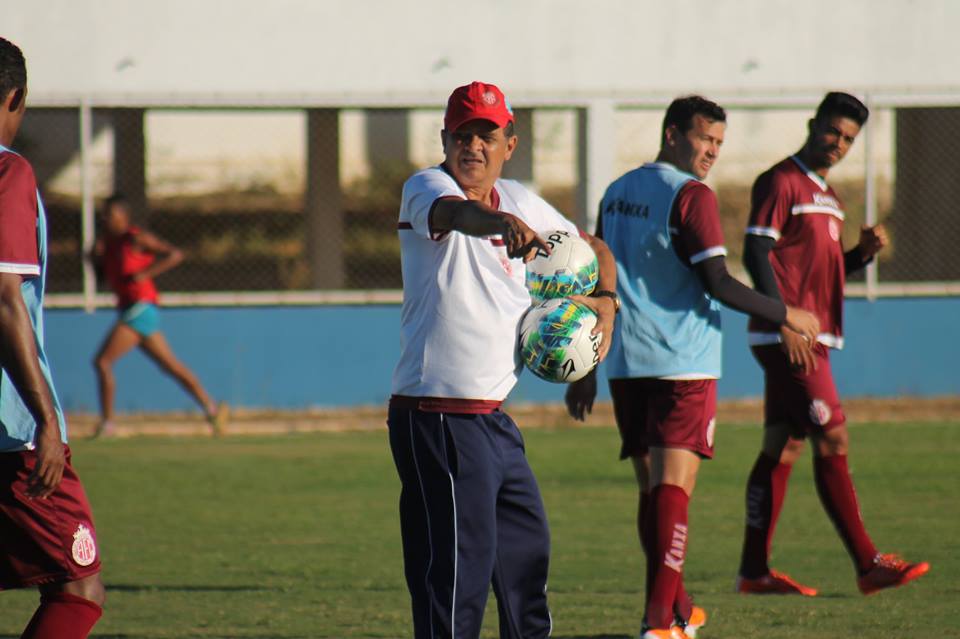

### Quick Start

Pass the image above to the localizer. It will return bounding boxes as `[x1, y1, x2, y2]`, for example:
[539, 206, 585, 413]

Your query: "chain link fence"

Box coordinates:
[20, 98, 960, 304]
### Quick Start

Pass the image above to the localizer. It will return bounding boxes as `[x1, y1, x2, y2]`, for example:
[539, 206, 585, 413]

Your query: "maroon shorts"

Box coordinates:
[0, 446, 101, 590]
[609, 378, 717, 460]
[751, 343, 846, 437]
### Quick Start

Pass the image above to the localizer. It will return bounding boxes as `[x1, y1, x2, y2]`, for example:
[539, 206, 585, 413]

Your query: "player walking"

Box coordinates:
[735, 92, 929, 596]
[0, 36, 105, 638]
[566, 96, 820, 639]
[387, 81, 618, 639]
[92, 194, 227, 437]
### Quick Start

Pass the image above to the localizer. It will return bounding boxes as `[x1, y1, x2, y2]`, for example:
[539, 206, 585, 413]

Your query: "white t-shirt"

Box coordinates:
[391, 165, 579, 402]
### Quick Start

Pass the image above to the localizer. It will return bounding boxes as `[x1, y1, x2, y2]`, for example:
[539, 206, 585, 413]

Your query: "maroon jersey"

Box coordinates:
[672, 181, 728, 267]
[746, 156, 846, 348]
[102, 226, 159, 308]
[598, 180, 728, 267]
[0, 152, 40, 278]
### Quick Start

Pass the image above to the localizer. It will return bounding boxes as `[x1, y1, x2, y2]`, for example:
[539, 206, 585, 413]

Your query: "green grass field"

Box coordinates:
[2, 420, 957, 638]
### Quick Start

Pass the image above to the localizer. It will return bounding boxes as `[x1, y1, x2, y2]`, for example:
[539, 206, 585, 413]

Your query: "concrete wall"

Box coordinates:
[44, 298, 960, 414]
[8, 1, 959, 101]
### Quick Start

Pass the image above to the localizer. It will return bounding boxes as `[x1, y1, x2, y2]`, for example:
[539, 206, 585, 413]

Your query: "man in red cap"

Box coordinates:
[387, 81, 618, 638]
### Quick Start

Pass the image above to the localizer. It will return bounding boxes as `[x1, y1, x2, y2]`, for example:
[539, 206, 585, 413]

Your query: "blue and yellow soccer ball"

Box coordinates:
[525, 229, 598, 301]
[519, 297, 601, 383]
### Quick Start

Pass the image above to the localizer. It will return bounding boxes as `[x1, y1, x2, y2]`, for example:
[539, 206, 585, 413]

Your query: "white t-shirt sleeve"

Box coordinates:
[400, 168, 464, 239]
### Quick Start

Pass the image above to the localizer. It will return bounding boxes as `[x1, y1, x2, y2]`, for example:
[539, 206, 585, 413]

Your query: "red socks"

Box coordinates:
[739, 454, 792, 578]
[640, 490, 694, 623]
[21, 592, 102, 639]
[814, 454, 878, 574]
[639, 491, 656, 606]
[645, 484, 690, 630]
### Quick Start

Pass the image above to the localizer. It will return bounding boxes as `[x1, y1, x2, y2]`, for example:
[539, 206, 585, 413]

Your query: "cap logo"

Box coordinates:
[482, 91, 498, 106]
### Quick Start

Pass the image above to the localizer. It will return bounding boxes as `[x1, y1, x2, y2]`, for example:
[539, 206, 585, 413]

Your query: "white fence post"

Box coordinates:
[577, 99, 616, 233]
[863, 94, 879, 302]
[79, 99, 96, 313]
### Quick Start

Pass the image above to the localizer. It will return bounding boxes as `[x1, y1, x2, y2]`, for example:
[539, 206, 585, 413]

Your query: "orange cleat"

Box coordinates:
[735, 569, 818, 596]
[642, 628, 690, 639]
[858, 553, 930, 595]
[677, 605, 707, 638]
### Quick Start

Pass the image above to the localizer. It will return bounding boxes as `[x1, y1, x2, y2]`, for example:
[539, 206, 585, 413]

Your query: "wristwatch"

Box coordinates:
[592, 289, 620, 314]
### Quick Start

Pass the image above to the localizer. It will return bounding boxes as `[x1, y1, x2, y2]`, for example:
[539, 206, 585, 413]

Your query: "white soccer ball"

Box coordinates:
[525, 229, 599, 301]
[519, 297, 602, 383]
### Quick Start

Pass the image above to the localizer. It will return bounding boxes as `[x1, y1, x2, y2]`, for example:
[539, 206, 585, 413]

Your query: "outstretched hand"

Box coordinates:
[502, 214, 550, 262]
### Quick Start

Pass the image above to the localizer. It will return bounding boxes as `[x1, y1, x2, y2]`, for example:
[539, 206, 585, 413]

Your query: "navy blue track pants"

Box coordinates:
[387, 407, 552, 639]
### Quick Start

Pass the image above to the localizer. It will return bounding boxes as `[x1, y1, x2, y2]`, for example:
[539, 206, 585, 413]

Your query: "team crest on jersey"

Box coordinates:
[71, 523, 97, 567]
[809, 399, 832, 426]
[482, 90, 498, 106]
[828, 219, 841, 242]
[500, 255, 514, 276]
[705, 417, 716, 448]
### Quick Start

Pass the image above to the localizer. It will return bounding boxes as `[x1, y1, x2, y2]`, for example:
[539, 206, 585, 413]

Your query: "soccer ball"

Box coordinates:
[525, 229, 598, 301]
[519, 297, 602, 383]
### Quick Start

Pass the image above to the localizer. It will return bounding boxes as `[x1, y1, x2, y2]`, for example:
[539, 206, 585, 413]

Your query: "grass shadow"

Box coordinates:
[106, 583, 270, 593]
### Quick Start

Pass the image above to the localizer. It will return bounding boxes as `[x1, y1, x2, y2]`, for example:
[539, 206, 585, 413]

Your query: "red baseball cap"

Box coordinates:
[444, 81, 514, 132]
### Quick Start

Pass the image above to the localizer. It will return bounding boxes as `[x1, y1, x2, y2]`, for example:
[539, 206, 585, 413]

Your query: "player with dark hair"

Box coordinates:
[734, 92, 929, 596]
[0, 36, 105, 639]
[567, 95, 820, 639]
[388, 81, 617, 639]
[91, 195, 227, 437]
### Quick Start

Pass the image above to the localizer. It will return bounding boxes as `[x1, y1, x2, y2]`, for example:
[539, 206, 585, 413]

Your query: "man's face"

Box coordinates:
[806, 115, 861, 169]
[668, 114, 725, 179]
[441, 119, 517, 190]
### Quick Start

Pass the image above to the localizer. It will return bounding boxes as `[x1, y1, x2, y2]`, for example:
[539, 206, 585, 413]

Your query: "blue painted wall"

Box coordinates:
[44, 298, 959, 413]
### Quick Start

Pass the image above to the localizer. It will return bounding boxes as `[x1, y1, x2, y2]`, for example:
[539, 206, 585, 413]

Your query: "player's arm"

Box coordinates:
[0, 273, 64, 498]
[132, 231, 184, 281]
[844, 223, 888, 275]
[742, 179, 819, 373]
[0, 157, 65, 496]
[571, 233, 616, 356]
[431, 196, 549, 261]
[742, 234, 781, 300]
[679, 184, 819, 341]
[565, 237, 612, 420]
[566, 202, 615, 422]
